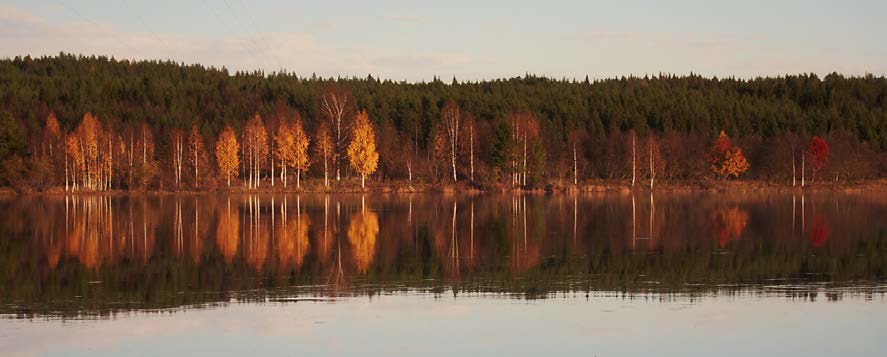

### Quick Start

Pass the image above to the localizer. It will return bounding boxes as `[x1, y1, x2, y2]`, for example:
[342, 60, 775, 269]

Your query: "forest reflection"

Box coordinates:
[1, 192, 885, 317]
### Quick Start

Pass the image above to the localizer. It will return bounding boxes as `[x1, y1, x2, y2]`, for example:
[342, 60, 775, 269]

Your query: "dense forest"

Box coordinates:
[1, 53, 886, 191]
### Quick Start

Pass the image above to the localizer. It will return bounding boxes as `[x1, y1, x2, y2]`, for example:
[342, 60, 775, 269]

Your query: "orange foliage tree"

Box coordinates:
[347, 110, 379, 188]
[215, 125, 240, 186]
[709, 131, 749, 180]
[275, 113, 311, 188]
[243, 114, 269, 189]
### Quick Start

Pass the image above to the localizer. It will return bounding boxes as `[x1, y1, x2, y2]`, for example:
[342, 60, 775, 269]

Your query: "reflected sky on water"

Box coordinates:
[1, 192, 886, 355]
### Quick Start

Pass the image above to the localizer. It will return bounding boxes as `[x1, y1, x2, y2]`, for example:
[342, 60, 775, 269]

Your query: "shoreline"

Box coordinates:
[3, 178, 887, 196]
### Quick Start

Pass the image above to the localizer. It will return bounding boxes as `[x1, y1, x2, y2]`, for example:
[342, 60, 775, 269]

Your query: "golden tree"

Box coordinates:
[274, 118, 295, 187]
[72, 113, 103, 190]
[274, 113, 311, 188]
[215, 125, 240, 186]
[243, 114, 269, 189]
[314, 122, 333, 187]
[290, 115, 311, 188]
[347, 110, 379, 188]
[65, 134, 84, 192]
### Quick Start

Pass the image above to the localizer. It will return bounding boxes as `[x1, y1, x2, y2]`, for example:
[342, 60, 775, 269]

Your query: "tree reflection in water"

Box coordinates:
[0, 192, 885, 318]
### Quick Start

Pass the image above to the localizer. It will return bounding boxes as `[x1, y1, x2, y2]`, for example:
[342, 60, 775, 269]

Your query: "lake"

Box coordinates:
[1, 192, 886, 356]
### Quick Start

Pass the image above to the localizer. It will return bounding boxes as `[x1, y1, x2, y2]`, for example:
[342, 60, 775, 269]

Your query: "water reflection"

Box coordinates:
[1, 191, 886, 317]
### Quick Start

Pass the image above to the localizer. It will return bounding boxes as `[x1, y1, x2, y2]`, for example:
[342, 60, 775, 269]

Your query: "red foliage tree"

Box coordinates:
[806, 136, 829, 183]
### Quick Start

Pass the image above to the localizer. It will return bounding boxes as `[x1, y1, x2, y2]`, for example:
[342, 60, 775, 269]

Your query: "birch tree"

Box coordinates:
[347, 110, 379, 188]
[314, 122, 333, 188]
[171, 129, 184, 189]
[645, 134, 664, 189]
[441, 101, 461, 182]
[187, 123, 206, 188]
[243, 114, 269, 189]
[318, 84, 352, 181]
[216, 125, 240, 187]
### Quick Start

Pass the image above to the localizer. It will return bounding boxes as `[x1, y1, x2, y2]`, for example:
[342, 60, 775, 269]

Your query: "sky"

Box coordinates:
[1, 0, 886, 81]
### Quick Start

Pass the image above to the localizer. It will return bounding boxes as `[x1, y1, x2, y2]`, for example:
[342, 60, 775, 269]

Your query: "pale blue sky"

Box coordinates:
[1, 0, 885, 81]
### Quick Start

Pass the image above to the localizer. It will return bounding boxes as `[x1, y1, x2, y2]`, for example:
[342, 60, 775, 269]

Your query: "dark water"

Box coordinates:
[1, 192, 886, 356]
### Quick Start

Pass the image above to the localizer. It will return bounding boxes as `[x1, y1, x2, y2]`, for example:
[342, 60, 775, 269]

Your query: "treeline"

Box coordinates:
[1, 53, 886, 191]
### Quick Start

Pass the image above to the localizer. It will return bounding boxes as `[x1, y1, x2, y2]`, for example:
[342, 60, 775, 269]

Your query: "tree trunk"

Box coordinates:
[271, 143, 275, 187]
[64, 150, 69, 192]
[791, 150, 796, 186]
[631, 135, 636, 188]
[573, 143, 578, 185]
[324, 155, 329, 187]
[801, 155, 806, 187]
[361, 174, 365, 188]
[469, 127, 474, 182]
[451, 150, 457, 182]
[194, 149, 199, 188]
[649, 144, 654, 189]
[297, 168, 301, 189]
[522, 131, 527, 186]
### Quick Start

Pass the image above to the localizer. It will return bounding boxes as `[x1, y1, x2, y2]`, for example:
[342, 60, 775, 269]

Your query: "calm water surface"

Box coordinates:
[1, 192, 886, 356]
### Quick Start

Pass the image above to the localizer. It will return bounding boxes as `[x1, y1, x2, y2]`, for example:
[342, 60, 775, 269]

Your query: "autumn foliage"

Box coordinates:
[215, 125, 239, 186]
[709, 131, 749, 180]
[347, 111, 379, 188]
[806, 136, 829, 183]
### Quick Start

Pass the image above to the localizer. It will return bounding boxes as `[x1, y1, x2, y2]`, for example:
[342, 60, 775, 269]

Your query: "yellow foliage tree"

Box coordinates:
[274, 119, 294, 187]
[65, 135, 84, 191]
[76, 113, 101, 189]
[216, 125, 240, 186]
[346, 110, 379, 188]
[290, 116, 311, 188]
[243, 114, 269, 189]
[274, 113, 311, 188]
